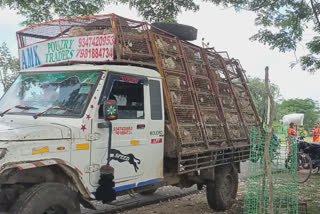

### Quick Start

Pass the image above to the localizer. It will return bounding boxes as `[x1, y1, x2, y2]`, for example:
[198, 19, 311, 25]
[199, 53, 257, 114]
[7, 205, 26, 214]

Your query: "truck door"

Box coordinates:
[143, 78, 165, 182]
[90, 72, 149, 188]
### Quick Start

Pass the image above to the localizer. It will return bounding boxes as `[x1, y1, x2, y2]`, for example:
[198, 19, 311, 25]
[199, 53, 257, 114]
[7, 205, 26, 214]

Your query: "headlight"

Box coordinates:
[0, 149, 7, 160]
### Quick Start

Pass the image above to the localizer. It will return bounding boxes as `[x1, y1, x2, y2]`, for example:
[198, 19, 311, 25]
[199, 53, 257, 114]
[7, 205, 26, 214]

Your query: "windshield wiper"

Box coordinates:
[15, 105, 38, 110]
[0, 105, 38, 117]
[33, 106, 73, 119]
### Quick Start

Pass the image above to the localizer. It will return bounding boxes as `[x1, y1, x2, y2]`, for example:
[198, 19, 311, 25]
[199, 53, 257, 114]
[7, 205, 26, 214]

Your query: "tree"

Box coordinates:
[118, 0, 320, 72]
[0, 0, 106, 26]
[209, 0, 320, 73]
[109, 0, 200, 23]
[2, 0, 320, 71]
[0, 42, 19, 92]
[0, 0, 200, 25]
[276, 98, 320, 132]
[247, 76, 281, 123]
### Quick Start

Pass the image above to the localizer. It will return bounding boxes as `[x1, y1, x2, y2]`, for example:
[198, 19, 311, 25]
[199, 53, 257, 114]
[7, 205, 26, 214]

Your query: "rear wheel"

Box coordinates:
[311, 167, 319, 174]
[297, 153, 312, 183]
[10, 183, 80, 214]
[206, 165, 238, 211]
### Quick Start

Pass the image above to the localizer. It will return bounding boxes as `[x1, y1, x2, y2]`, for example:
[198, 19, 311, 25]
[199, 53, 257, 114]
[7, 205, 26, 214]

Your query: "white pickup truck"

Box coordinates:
[0, 14, 260, 213]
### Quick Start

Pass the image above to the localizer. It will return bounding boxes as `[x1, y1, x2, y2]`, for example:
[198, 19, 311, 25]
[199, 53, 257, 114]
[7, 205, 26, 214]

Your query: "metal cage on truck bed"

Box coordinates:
[16, 14, 261, 174]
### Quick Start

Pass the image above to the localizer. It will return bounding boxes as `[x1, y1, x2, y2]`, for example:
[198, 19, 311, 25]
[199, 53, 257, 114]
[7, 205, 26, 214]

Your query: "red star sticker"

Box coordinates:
[86, 114, 91, 119]
[81, 124, 87, 131]
[90, 105, 94, 109]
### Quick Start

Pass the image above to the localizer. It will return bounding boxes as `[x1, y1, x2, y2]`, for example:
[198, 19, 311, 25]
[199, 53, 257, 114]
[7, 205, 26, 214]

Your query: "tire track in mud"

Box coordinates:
[82, 186, 199, 214]
[82, 162, 249, 214]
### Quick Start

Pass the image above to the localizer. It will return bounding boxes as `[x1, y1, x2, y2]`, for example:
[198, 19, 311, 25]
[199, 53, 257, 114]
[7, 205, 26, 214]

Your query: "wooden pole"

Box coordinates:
[264, 66, 275, 214]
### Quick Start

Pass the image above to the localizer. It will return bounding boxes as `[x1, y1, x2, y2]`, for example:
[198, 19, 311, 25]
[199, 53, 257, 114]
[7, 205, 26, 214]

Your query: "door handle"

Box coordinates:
[137, 124, 145, 129]
[98, 122, 111, 128]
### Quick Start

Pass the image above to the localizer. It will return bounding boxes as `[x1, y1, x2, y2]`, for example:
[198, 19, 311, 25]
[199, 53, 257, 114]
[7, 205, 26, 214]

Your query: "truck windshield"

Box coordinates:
[0, 71, 100, 117]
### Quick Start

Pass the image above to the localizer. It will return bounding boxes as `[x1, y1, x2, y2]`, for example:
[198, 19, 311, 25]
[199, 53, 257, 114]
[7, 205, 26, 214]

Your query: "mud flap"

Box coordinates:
[95, 166, 116, 203]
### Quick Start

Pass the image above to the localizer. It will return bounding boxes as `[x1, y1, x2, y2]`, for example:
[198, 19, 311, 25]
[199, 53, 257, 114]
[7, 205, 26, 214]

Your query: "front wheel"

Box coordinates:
[10, 183, 80, 214]
[206, 164, 238, 211]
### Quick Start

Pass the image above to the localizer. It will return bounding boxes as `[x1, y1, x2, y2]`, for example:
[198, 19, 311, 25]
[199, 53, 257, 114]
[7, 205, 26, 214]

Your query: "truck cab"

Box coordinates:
[0, 64, 168, 213]
[0, 64, 164, 188]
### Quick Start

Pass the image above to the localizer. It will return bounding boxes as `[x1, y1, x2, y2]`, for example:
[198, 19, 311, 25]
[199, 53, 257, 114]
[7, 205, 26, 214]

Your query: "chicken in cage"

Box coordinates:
[244, 113, 256, 124]
[230, 128, 244, 139]
[225, 112, 240, 124]
[67, 26, 113, 36]
[189, 64, 197, 75]
[189, 63, 205, 75]
[180, 127, 193, 142]
[221, 96, 235, 109]
[202, 112, 220, 124]
[162, 57, 176, 70]
[206, 126, 225, 140]
[166, 75, 182, 89]
[170, 91, 182, 105]
[206, 128, 214, 139]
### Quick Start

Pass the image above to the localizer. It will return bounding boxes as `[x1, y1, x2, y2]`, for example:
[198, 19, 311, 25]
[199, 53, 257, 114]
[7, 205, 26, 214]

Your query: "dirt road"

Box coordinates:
[82, 161, 320, 214]
[120, 182, 246, 214]
[82, 162, 249, 214]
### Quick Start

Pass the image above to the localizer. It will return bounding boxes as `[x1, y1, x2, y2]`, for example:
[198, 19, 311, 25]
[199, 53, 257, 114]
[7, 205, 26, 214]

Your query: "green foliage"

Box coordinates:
[0, 0, 105, 26]
[276, 98, 320, 132]
[0, 42, 19, 92]
[247, 77, 281, 123]
[247, 78, 319, 134]
[2, 0, 320, 71]
[0, 0, 200, 24]
[300, 36, 320, 72]
[298, 126, 308, 136]
[209, 0, 320, 72]
[209, 0, 312, 49]
[107, 0, 200, 23]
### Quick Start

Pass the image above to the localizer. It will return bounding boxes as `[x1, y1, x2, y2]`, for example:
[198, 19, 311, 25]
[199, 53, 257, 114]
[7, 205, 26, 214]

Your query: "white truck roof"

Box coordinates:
[19, 64, 161, 79]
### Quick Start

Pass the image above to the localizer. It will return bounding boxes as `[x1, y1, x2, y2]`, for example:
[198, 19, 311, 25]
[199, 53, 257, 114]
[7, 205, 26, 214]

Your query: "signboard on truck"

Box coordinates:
[19, 33, 115, 70]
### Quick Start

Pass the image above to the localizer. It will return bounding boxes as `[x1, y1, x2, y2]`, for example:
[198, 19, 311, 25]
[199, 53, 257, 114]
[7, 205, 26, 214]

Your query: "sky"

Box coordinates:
[0, 2, 319, 102]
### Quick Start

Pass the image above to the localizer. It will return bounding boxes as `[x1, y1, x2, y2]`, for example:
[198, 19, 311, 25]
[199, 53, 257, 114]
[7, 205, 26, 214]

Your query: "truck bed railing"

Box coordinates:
[16, 14, 261, 174]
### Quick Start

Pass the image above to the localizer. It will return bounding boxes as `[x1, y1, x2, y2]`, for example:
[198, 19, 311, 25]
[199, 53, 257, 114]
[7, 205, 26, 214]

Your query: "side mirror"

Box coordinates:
[103, 99, 118, 121]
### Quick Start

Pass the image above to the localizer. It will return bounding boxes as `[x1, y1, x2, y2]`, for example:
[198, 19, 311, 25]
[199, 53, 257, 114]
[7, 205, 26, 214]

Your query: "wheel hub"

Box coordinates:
[43, 205, 67, 214]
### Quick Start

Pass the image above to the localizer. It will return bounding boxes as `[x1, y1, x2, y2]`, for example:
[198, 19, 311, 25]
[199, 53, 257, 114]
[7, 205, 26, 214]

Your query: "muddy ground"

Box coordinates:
[298, 172, 320, 213]
[84, 162, 320, 214]
[115, 168, 320, 214]
[119, 182, 246, 214]
[117, 176, 320, 214]
[114, 163, 249, 214]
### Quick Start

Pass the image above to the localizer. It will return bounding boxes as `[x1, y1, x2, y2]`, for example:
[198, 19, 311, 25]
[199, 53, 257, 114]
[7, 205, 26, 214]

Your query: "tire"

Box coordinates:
[151, 22, 198, 41]
[10, 183, 80, 214]
[311, 167, 319, 174]
[140, 188, 158, 195]
[206, 165, 238, 211]
[297, 153, 312, 183]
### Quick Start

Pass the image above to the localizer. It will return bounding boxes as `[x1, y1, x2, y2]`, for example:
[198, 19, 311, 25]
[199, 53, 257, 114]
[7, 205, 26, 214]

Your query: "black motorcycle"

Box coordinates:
[284, 134, 318, 183]
[297, 135, 320, 174]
